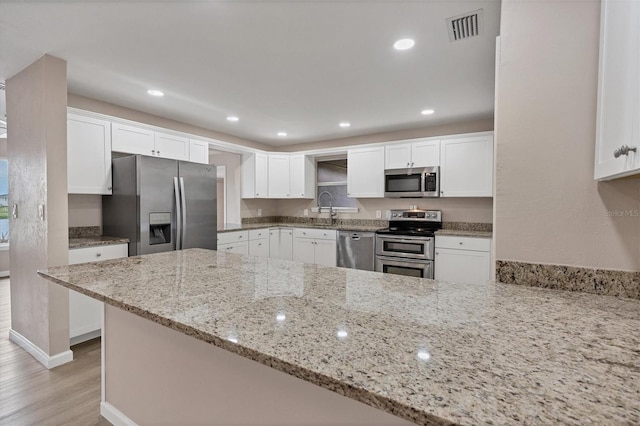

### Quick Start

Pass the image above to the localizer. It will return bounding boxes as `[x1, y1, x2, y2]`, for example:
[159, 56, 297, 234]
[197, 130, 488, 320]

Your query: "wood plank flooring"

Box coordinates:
[0, 278, 110, 425]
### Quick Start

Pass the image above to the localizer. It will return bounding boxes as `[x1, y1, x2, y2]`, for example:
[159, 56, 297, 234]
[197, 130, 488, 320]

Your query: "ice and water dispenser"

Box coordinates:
[149, 212, 171, 245]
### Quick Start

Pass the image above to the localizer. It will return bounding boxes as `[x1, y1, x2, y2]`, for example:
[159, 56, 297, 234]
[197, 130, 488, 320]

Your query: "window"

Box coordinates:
[0, 159, 8, 244]
[316, 159, 356, 210]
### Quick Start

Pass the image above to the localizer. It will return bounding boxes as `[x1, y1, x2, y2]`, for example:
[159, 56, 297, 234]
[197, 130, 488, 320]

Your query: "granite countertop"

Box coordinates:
[219, 222, 385, 233]
[68, 236, 130, 249]
[434, 229, 493, 238]
[38, 249, 639, 425]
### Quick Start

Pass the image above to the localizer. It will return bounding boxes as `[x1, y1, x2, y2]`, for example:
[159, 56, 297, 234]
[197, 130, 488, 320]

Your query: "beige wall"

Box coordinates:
[278, 118, 494, 153]
[241, 198, 281, 219]
[68, 94, 271, 152]
[210, 152, 243, 224]
[495, 0, 640, 272]
[7, 55, 70, 357]
[68, 194, 102, 228]
[0, 139, 8, 275]
[272, 197, 493, 223]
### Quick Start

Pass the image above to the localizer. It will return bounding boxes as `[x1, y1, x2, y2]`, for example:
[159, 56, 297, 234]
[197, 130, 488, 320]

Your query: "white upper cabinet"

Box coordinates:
[154, 132, 189, 161]
[112, 122, 191, 162]
[594, 0, 640, 180]
[112, 122, 155, 156]
[241, 153, 269, 198]
[289, 155, 315, 198]
[347, 146, 385, 198]
[67, 113, 112, 194]
[385, 139, 440, 169]
[189, 139, 209, 164]
[268, 154, 291, 198]
[440, 135, 493, 197]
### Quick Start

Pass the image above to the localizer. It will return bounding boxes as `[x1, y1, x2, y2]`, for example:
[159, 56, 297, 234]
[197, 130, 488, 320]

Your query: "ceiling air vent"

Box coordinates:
[446, 9, 483, 42]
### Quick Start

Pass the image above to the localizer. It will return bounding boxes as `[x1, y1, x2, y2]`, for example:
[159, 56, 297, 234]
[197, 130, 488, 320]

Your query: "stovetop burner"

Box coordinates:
[376, 209, 442, 237]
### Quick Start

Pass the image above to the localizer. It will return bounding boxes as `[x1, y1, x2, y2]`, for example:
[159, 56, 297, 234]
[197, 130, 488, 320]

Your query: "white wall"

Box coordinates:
[209, 152, 243, 225]
[495, 0, 640, 271]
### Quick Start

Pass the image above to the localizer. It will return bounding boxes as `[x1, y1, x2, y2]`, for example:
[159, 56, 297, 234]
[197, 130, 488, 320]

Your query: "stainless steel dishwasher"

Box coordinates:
[336, 231, 375, 271]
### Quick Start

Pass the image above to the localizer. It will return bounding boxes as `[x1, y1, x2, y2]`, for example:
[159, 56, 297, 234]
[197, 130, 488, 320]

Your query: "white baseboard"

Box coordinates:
[9, 328, 74, 369]
[100, 402, 138, 426]
[70, 329, 101, 346]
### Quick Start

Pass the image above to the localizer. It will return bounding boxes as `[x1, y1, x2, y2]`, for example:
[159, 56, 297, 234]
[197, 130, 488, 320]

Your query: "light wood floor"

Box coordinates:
[0, 278, 110, 425]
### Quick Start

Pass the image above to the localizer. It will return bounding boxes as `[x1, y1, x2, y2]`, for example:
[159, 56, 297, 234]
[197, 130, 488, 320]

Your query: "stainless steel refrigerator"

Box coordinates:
[103, 155, 217, 256]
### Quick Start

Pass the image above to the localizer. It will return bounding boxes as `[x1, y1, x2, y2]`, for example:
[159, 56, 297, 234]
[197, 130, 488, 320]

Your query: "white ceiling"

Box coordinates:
[0, 1, 500, 147]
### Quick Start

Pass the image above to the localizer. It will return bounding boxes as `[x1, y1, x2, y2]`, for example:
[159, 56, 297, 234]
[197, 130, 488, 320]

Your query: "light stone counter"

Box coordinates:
[219, 222, 385, 233]
[68, 236, 130, 249]
[39, 248, 640, 425]
[434, 229, 493, 238]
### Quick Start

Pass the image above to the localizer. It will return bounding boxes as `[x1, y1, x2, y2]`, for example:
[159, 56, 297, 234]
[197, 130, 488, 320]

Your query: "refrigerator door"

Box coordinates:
[178, 161, 217, 250]
[138, 156, 179, 255]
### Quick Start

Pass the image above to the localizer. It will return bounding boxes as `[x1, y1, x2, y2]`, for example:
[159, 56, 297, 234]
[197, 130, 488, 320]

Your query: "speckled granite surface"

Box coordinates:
[441, 221, 492, 233]
[69, 236, 130, 249]
[39, 249, 640, 425]
[220, 221, 386, 233]
[497, 260, 640, 300]
[68, 226, 129, 249]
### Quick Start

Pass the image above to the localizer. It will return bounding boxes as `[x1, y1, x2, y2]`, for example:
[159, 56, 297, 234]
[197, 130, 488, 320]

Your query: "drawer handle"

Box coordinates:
[96, 253, 102, 257]
[238, 235, 243, 238]
[258, 243, 262, 246]
[459, 242, 463, 245]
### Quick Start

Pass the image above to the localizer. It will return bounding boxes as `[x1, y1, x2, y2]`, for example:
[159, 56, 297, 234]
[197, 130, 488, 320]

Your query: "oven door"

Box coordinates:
[375, 234, 434, 260]
[375, 256, 434, 279]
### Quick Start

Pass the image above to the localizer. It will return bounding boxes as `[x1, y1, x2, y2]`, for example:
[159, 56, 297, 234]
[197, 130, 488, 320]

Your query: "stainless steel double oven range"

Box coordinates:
[375, 209, 442, 279]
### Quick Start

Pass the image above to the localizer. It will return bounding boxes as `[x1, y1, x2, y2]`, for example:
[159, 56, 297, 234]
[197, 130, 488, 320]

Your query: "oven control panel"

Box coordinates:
[388, 209, 441, 222]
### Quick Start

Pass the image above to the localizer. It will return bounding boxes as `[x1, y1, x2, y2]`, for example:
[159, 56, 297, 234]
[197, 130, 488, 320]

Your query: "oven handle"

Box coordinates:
[377, 237, 432, 243]
[376, 255, 432, 264]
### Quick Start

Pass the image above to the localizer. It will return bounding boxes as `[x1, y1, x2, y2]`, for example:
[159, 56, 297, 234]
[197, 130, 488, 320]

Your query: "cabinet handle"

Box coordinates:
[238, 235, 243, 238]
[407, 162, 410, 166]
[459, 242, 463, 245]
[258, 243, 262, 246]
[107, 186, 112, 191]
[152, 150, 156, 154]
[157, 151, 160, 155]
[436, 252, 439, 255]
[256, 193, 259, 196]
[613, 145, 637, 158]
[96, 253, 102, 257]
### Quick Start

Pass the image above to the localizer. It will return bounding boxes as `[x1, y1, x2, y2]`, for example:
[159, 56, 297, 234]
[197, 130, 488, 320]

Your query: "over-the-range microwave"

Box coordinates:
[384, 166, 440, 198]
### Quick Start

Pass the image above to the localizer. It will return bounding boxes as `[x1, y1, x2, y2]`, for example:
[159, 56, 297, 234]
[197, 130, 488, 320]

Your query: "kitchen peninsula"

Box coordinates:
[39, 249, 639, 425]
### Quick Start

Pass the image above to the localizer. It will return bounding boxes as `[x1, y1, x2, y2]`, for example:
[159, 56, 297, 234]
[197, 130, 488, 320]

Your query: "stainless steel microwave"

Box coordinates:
[384, 166, 440, 198]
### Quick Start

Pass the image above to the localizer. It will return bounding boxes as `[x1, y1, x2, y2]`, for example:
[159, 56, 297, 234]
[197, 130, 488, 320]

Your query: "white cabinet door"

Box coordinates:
[112, 122, 155, 156]
[289, 155, 315, 198]
[68, 244, 128, 344]
[435, 248, 490, 285]
[269, 229, 280, 258]
[280, 229, 293, 260]
[385, 143, 412, 169]
[347, 146, 385, 198]
[249, 239, 270, 258]
[67, 114, 112, 195]
[155, 132, 189, 161]
[440, 135, 493, 197]
[595, 0, 640, 180]
[241, 153, 269, 198]
[189, 139, 209, 164]
[292, 238, 315, 264]
[411, 140, 440, 168]
[268, 154, 291, 198]
[314, 239, 337, 267]
[218, 241, 249, 255]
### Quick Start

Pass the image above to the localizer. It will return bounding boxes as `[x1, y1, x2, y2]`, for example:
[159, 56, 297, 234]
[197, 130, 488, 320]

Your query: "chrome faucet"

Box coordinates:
[317, 191, 337, 226]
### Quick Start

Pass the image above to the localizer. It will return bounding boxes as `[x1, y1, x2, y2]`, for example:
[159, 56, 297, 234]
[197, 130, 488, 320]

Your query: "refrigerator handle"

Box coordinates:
[174, 177, 182, 250]
[179, 177, 187, 249]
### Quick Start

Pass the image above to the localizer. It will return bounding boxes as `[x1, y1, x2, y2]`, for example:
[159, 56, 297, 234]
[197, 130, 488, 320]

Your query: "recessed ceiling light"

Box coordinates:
[147, 89, 164, 97]
[393, 38, 415, 50]
[277, 131, 287, 137]
[227, 116, 239, 122]
[421, 109, 435, 115]
[339, 122, 351, 128]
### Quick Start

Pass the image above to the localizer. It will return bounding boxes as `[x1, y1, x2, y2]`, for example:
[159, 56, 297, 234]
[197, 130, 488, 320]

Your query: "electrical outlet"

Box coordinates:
[257, 208, 262, 217]
[375, 210, 382, 219]
[304, 209, 309, 216]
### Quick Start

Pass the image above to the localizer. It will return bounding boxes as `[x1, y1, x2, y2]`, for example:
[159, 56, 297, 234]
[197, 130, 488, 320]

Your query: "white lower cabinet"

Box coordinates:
[434, 236, 491, 285]
[217, 230, 249, 255]
[292, 228, 337, 267]
[68, 243, 128, 345]
[248, 229, 270, 257]
[269, 228, 293, 260]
